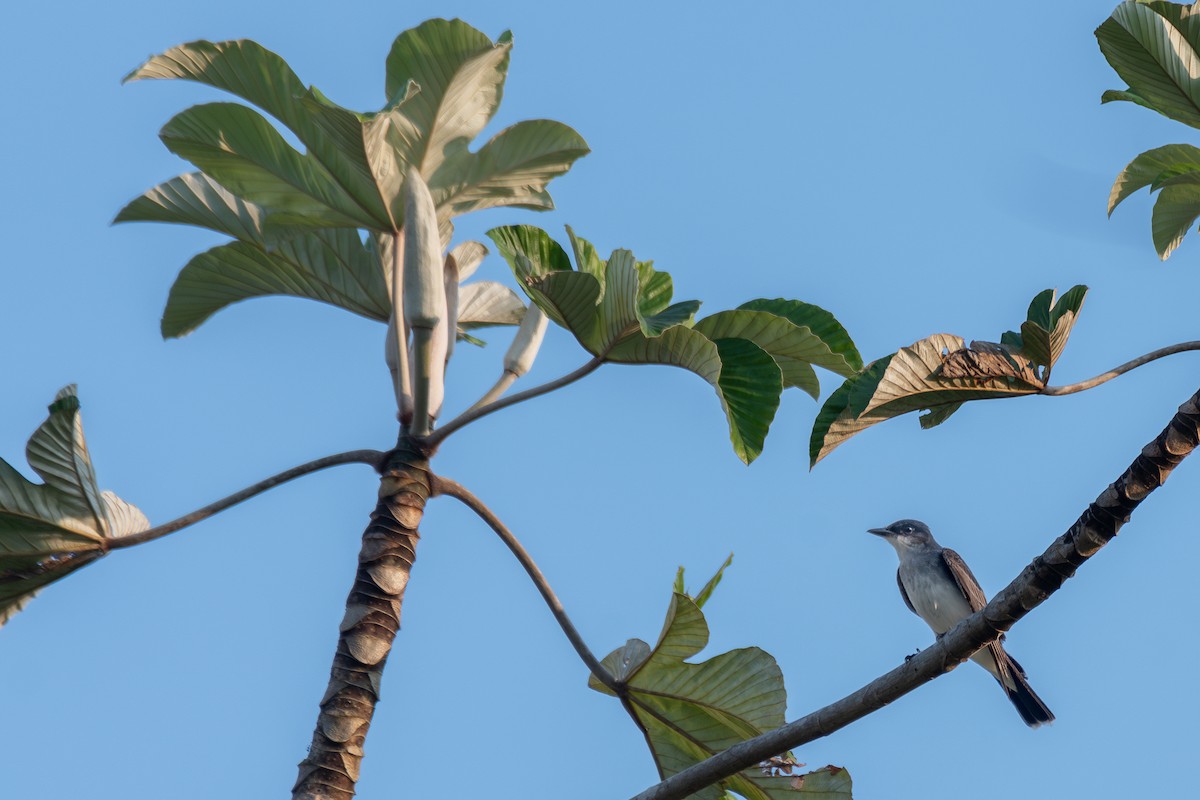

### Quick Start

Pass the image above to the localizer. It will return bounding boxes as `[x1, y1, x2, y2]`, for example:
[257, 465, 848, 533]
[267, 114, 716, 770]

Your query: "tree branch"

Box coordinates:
[629, 387, 1200, 800]
[1041, 341, 1200, 395]
[431, 473, 621, 693]
[109, 449, 385, 550]
[426, 355, 605, 447]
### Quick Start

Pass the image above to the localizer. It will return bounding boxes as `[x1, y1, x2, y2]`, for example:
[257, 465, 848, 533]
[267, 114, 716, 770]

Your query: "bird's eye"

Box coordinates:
[902, 525, 913, 533]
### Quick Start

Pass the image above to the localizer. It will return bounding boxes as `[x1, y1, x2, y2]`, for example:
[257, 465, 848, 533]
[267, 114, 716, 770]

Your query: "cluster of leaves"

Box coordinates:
[1098, 0, 1200, 258]
[115, 19, 588, 339]
[588, 557, 852, 799]
[488, 225, 863, 463]
[810, 286, 1087, 465]
[0, 387, 149, 627]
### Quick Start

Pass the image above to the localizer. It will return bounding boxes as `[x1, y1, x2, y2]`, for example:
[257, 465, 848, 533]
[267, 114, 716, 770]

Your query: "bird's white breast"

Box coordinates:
[899, 563, 974, 635]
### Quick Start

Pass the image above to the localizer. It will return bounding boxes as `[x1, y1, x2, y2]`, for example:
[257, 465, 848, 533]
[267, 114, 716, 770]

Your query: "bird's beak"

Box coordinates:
[867, 528, 891, 537]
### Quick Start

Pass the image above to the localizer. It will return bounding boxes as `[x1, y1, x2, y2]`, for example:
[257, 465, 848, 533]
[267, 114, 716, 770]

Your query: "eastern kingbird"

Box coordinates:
[868, 519, 1054, 728]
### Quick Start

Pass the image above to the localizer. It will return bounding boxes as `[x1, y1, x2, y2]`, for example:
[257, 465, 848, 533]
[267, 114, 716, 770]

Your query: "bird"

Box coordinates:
[867, 519, 1054, 728]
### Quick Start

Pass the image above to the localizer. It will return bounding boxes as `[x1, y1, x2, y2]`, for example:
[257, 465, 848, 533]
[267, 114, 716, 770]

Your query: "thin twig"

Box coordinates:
[1041, 341, 1200, 395]
[431, 473, 621, 693]
[109, 449, 384, 549]
[427, 355, 605, 447]
[629, 387, 1200, 800]
[466, 371, 519, 414]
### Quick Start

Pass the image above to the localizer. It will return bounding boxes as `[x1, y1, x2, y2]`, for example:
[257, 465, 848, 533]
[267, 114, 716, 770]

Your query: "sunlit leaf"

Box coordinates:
[0, 387, 148, 627]
[123, 21, 587, 336]
[1002, 285, 1088, 379]
[489, 225, 868, 463]
[589, 562, 851, 799]
[1107, 143, 1200, 214]
[160, 230, 389, 338]
[1096, 1, 1200, 129]
[810, 335, 1044, 466]
[694, 310, 851, 399]
[738, 298, 863, 375]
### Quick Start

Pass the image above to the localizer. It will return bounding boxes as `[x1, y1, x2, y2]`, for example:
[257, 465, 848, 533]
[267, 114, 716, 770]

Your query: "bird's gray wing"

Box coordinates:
[896, 568, 917, 615]
[942, 548, 1014, 684]
[940, 548, 988, 612]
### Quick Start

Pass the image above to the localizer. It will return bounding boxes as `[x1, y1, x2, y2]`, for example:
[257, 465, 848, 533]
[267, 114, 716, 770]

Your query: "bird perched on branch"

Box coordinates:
[867, 519, 1054, 728]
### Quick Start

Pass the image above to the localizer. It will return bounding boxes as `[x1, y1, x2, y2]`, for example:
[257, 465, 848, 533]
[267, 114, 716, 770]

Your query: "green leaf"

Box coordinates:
[492, 225, 791, 463]
[606, 327, 782, 464]
[1107, 143, 1200, 215]
[809, 335, 1044, 466]
[383, 19, 511, 177]
[565, 224, 604, 279]
[125, 22, 586, 240]
[158, 102, 378, 229]
[0, 387, 148, 627]
[1096, 2, 1200, 129]
[738, 298, 862, 375]
[694, 309, 853, 399]
[1100, 87, 1159, 112]
[486, 224, 573, 279]
[1005, 285, 1088, 379]
[114, 172, 267, 243]
[161, 229, 389, 338]
[430, 119, 590, 217]
[589, 566, 850, 799]
[1152, 175, 1200, 259]
[690, 553, 733, 610]
[713, 339, 783, 463]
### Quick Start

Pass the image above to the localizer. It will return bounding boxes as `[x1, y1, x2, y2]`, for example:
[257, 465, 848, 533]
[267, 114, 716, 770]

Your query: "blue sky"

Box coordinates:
[2, 1, 1198, 797]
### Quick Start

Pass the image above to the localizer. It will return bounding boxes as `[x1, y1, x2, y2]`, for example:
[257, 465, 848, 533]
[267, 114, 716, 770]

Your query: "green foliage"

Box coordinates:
[488, 225, 859, 463]
[115, 19, 587, 336]
[0, 387, 148, 627]
[1097, 1, 1200, 258]
[591, 561, 852, 799]
[810, 287, 1087, 466]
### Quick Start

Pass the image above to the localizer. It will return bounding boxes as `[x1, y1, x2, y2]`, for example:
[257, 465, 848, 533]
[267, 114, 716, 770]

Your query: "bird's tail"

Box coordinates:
[998, 651, 1055, 728]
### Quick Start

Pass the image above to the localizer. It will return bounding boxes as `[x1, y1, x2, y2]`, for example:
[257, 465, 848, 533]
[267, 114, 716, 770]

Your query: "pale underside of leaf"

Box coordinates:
[456, 281, 526, 329]
[811, 334, 1044, 465]
[0, 387, 148, 628]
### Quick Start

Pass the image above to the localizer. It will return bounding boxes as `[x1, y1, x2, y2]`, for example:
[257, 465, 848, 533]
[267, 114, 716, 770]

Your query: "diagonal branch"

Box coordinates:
[630, 387, 1200, 800]
[431, 473, 621, 693]
[109, 449, 385, 549]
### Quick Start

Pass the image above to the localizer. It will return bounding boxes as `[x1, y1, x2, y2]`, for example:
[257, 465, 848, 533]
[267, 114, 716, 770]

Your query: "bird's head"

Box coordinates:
[868, 519, 936, 552]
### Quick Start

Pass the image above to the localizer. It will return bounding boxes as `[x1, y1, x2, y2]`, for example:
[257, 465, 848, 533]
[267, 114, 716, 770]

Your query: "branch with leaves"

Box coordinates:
[0, 385, 382, 626]
[631, 385, 1200, 800]
[811, 284, 1200, 464]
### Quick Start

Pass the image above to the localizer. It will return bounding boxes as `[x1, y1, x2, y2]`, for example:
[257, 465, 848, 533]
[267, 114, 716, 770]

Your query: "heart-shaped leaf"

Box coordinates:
[0, 387, 148, 627]
[589, 561, 851, 799]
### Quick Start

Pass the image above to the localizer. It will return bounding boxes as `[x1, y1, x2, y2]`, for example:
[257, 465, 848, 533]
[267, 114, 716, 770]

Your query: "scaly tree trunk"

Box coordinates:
[293, 438, 431, 799]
